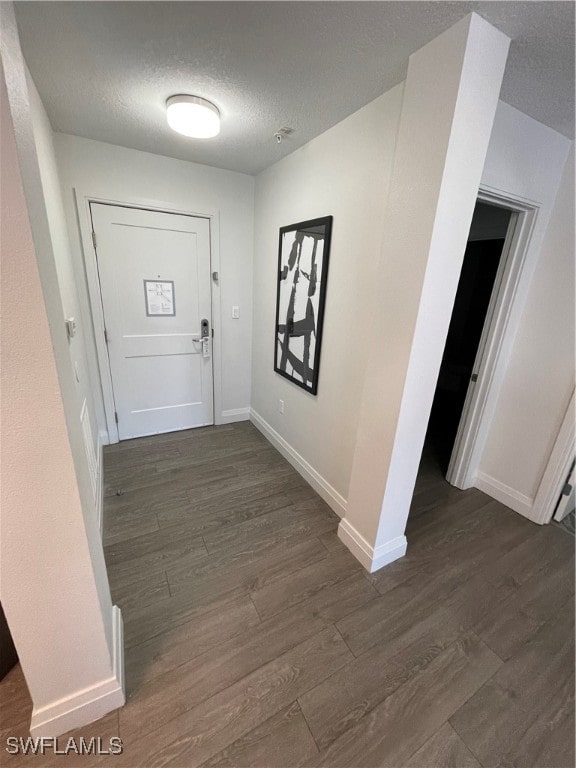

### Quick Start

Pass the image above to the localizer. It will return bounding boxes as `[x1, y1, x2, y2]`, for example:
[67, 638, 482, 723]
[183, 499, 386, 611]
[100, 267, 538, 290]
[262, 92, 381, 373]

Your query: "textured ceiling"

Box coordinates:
[14, 1, 575, 175]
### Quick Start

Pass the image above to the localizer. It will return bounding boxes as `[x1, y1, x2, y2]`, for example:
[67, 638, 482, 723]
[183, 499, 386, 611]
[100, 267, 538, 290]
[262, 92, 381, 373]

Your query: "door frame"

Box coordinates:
[75, 191, 222, 444]
[446, 186, 539, 489]
[531, 389, 575, 524]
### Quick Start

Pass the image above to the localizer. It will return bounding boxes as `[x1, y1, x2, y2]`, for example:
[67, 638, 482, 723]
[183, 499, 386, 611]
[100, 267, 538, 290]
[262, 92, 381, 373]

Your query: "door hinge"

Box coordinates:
[562, 481, 573, 497]
[211, 328, 214, 338]
[104, 328, 109, 344]
[92, 231, 97, 249]
[114, 411, 119, 424]
[471, 373, 478, 382]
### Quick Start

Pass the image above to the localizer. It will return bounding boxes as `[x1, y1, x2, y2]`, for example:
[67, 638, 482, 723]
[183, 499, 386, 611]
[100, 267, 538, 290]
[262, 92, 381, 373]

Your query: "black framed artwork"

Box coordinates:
[274, 216, 333, 395]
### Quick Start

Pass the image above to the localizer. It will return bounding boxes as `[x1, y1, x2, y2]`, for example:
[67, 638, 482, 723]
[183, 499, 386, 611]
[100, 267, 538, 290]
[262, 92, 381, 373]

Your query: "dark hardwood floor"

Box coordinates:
[1, 422, 574, 767]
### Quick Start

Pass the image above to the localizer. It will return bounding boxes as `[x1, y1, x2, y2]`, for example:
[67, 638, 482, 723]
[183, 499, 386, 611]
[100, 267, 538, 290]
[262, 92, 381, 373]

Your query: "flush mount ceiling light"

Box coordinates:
[166, 95, 220, 138]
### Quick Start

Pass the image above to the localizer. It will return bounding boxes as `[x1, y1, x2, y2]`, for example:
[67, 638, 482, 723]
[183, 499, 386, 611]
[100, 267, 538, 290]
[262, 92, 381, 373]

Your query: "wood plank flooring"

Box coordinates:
[1, 422, 574, 767]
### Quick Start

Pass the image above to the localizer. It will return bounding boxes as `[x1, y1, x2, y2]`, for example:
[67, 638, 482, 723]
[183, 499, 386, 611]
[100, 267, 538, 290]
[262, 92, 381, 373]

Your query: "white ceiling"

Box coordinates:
[15, 1, 575, 176]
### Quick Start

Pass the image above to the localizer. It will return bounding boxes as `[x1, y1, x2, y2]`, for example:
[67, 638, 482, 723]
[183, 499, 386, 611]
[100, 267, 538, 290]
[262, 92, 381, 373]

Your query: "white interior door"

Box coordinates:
[91, 203, 213, 440]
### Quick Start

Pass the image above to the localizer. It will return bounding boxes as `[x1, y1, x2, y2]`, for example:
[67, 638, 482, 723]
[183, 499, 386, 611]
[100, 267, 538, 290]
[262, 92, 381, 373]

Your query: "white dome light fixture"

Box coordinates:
[166, 95, 220, 138]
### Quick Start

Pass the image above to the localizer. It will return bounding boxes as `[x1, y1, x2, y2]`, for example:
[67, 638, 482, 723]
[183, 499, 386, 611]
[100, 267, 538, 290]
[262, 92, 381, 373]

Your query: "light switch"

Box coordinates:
[232, 305, 240, 319]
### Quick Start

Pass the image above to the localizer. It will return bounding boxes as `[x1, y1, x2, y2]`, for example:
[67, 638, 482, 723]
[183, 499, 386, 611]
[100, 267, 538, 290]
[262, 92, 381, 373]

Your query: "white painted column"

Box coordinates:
[0, 5, 124, 737]
[339, 14, 510, 571]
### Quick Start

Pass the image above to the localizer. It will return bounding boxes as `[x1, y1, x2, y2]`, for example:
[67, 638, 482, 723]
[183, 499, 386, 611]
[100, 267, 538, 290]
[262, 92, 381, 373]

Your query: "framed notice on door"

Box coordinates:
[144, 280, 175, 316]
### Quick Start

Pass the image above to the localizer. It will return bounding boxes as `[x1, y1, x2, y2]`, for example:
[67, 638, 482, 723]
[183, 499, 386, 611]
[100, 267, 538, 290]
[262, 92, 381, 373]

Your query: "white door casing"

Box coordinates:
[446, 189, 539, 490]
[91, 203, 213, 440]
[531, 389, 575, 524]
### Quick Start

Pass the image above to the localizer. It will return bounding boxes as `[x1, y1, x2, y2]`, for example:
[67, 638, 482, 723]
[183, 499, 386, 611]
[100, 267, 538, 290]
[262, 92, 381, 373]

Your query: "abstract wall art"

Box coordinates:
[274, 216, 333, 395]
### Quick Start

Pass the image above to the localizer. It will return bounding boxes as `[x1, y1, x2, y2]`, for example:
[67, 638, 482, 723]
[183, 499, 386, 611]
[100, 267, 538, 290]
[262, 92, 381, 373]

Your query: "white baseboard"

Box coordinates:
[113, 605, 125, 702]
[96, 434, 104, 539]
[475, 471, 536, 521]
[221, 407, 251, 424]
[249, 408, 347, 518]
[338, 518, 407, 573]
[30, 606, 125, 737]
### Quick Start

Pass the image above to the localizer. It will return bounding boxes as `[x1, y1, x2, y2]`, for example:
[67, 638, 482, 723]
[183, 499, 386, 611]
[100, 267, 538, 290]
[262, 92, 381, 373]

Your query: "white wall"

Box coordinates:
[465, 102, 572, 516]
[251, 57, 571, 540]
[342, 13, 511, 569]
[479, 142, 574, 500]
[54, 133, 254, 436]
[21, 64, 113, 614]
[24, 69, 103, 505]
[1, 4, 122, 735]
[251, 85, 404, 510]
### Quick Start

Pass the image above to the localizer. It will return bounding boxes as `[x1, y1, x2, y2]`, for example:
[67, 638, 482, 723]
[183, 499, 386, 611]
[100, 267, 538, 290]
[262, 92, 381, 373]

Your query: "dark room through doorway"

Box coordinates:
[410, 200, 513, 519]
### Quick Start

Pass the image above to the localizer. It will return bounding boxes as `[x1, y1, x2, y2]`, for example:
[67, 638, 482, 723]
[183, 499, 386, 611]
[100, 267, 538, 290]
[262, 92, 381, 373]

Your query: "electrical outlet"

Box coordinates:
[278, 399, 284, 414]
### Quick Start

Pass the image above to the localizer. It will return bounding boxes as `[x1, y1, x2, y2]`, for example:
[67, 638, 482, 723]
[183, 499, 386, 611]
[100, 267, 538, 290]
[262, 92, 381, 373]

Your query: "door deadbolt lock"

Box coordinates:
[200, 319, 211, 358]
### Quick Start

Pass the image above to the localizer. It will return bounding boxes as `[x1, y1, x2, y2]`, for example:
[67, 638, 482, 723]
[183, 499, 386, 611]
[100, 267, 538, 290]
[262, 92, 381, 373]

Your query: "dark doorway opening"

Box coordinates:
[410, 201, 512, 518]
